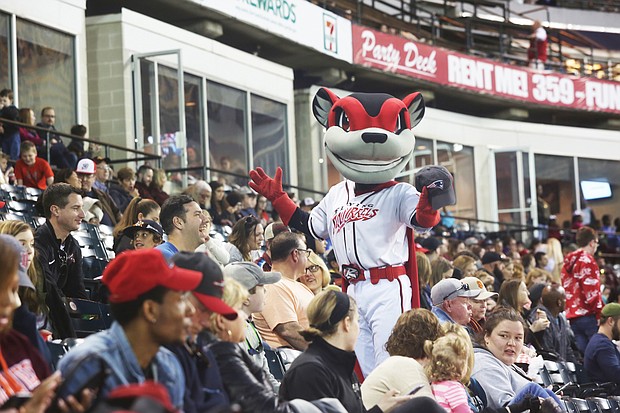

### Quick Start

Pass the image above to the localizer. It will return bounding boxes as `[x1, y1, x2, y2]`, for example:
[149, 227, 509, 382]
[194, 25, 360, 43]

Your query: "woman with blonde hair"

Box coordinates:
[525, 268, 552, 289]
[425, 323, 473, 412]
[298, 251, 331, 295]
[545, 238, 563, 283]
[417, 252, 433, 309]
[453, 255, 477, 279]
[430, 257, 454, 287]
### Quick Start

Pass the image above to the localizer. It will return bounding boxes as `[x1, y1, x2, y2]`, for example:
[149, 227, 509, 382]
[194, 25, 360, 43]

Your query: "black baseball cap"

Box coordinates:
[172, 252, 238, 320]
[415, 165, 456, 210]
[481, 251, 509, 265]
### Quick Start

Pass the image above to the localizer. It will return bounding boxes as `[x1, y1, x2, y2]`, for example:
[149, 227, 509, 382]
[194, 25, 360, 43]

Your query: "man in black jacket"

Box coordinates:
[35, 183, 88, 338]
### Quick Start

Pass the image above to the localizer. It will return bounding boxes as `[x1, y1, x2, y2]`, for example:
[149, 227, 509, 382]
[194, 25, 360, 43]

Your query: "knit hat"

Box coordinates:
[602, 302, 620, 317]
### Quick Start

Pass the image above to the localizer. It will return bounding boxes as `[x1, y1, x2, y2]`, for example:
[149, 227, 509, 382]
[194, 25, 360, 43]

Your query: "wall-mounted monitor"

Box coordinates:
[580, 180, 612, 201]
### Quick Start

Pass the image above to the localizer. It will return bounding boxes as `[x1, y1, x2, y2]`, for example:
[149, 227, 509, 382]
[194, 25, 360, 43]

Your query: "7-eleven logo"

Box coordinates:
[323, 15, 337, 53]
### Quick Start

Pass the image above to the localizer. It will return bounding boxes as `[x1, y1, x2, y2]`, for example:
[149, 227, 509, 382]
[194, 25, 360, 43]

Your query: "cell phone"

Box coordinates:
[1, 394, 31, 409]
[49, 358, 109, 412]
[407, 384, 425, 395]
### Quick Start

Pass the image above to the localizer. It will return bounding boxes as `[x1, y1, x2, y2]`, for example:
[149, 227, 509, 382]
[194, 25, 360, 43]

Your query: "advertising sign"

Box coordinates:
[352, 25, 620, 114]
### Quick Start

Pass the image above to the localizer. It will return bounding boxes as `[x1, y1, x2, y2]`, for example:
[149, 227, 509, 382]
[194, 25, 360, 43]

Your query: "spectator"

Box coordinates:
[431, 278, 479, 328]
[18, 107, 44, 149]
[37, 106, 77, 169]
[422, 237, 443, 263]
[253, 232, 315, 350]
[35, 183, 87, 338]
[481, 252, 509, 292]
[584, 302, 620, 386]
[462, 276, 498, 334]
[545, 238, 564, 283]
[280, 290, 439, 413]
[109, 167, 139, 213]
[561, 226, 603, 353]
[67, 124, 90, 160]
[54, 168, 81, 190]
[362, 309, 442, 406]
[14, 141, 54, 190]
[57, 249, 201, 410]
[226, 191, 245, 222]
[208, 181, 234, 227]
[255, 222, 291, 271]
[112, 197, 160, 254]
[525, 268, 552, 288]
[121, 219, 164, 250]
[156, 195, 208, 260]
[0, 88, 20, 160]
[471, 307, 564, 410]
[166, 252, 238, 413]
[150, 168, 170, 206]
[223, 261, 282, 391]
[183, 180, 211, 210]
[76, 158, 122, 227]
[529, 284, 577, 362]
[255, 194, 271, 226]
[453, 255, 477, 278]
[92, 156, 111, 193]
[135, 164, 154, 199]
[0, 151, 14, 184]
[298, 251, 331, 295]
[195, 210, 230, 266]
[225, 215, 264, 263]
[425, 324, 473, 413]
[238, 186, 258, 218]
[534, 251, 548, 270]
[0, 235, 68, 412]
[430, 257, 454, 287]
[417, 251, 433, 310]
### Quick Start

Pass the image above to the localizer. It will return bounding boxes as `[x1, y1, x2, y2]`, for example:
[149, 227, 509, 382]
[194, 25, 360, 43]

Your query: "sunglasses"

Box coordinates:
[443, 283, 470, 302]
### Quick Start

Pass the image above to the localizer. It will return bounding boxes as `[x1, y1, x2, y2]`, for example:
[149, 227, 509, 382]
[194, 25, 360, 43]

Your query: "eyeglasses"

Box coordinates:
[306, 265, 321, 273]
[443, 283, 470, 302]
[296, 248, 311, 258]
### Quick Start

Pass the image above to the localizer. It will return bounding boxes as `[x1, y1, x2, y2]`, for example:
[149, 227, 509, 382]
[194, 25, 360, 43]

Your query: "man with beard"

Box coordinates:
[584, 303, 620, 385]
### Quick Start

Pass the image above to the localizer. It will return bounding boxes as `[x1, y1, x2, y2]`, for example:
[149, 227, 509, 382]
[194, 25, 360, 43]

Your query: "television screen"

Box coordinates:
[580, 180, 612, 201]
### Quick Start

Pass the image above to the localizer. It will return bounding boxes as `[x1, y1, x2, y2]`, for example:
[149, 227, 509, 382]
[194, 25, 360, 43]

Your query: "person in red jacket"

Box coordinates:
[561, 226, 603, 354]
[14, 141, 54, 190]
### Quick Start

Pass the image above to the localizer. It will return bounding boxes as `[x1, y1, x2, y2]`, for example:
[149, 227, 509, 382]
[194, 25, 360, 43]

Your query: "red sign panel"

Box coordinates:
[352, 25, 620, 114]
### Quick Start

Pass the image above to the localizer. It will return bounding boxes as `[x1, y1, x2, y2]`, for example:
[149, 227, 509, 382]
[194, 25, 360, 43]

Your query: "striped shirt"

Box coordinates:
[431, 380, 472, 413]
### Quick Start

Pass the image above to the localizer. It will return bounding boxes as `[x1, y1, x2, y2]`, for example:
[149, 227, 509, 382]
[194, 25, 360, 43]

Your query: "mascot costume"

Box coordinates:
[249, 88, 456, 376]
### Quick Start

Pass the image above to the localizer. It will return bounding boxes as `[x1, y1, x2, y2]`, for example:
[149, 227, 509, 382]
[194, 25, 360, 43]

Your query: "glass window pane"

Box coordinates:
[158, 65, 181, 170]
[0, 13, 9, 88]
[578, 157, 620, 229]
[185, 73, 203, 179]
[207, 81, 247, 187]
[495, 152, 520, 210]
[535, 154, 575, 227]
[139, 60, 154, 153]
[412, 137, 433, 169]
[438, 142, 476, 218]
[251, 94, 287, 183]
[16, 19, 75, 131]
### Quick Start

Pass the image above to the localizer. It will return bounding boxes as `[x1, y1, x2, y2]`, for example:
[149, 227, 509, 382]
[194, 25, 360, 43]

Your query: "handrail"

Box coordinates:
[0, 118, 161, 165]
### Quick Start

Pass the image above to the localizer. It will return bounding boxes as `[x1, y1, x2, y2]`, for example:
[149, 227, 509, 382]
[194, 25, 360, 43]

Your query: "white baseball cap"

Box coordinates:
[461, 277, 498, 301]
[431, 278, 480, 306]
[76, 158, 96, 174]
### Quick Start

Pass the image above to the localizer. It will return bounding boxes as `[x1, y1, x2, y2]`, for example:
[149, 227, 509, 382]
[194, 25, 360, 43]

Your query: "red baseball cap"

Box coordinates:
[107, 381, 177, 412]
[102, 249, 202, 303]
[171, 252, 238, 320]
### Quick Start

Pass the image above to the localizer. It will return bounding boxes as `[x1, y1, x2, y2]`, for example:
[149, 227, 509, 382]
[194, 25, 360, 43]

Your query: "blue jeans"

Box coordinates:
[511, 382, 565, 411]
[569, 314, 598, 354]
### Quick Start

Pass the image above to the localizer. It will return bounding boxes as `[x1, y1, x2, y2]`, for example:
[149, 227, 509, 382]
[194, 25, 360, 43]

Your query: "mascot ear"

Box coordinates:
[312, 87, 340, 128]
[402, 92, 425, 128]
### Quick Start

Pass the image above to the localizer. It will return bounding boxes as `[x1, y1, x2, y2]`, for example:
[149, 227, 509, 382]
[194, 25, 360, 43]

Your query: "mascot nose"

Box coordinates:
[361, 132, 387, 144]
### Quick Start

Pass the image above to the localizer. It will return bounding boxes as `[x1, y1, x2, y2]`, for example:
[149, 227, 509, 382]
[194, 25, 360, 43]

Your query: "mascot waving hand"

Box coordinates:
[250, 88, 456, 376]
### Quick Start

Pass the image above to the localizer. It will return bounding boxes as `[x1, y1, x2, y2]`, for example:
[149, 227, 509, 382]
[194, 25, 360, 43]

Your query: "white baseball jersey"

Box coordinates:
[308, 180, 425, 273]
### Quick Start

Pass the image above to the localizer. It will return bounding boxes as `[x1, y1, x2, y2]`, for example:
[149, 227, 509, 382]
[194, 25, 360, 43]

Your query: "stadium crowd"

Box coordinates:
[1, 99, 620, 412]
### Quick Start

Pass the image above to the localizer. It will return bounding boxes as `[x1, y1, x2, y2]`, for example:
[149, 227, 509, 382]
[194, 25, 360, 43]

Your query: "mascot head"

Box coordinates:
[312, 88, 425, 184]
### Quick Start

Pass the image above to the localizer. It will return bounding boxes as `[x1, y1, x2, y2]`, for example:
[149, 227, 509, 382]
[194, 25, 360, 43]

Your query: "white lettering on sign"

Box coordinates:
[447, 55, 493, 90]
[585, 82, 620, 110]
[494, 66, 528, 98]
[403, 43, 437, 74]
[360, 30, 401, 71]
[532, 74, 575, 105]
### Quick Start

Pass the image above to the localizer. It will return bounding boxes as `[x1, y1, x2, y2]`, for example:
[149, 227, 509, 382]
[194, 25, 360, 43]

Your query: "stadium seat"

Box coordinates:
[65, 298, 108, 338]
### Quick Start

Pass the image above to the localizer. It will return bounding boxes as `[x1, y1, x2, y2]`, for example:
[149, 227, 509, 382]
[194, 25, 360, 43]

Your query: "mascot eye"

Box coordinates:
[336, 109, 351, 131]
[394, 109, 407, 134]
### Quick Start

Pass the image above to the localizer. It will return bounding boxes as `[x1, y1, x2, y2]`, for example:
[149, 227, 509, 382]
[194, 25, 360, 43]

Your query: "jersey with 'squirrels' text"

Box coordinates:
[308, 180, 424, 273]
